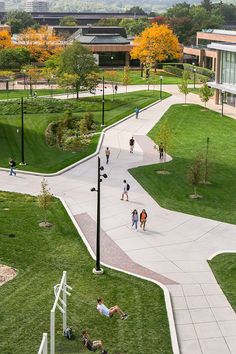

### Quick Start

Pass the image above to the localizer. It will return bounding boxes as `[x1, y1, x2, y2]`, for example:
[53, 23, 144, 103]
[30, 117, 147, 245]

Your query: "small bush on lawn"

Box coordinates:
[45, 110, 96, 151]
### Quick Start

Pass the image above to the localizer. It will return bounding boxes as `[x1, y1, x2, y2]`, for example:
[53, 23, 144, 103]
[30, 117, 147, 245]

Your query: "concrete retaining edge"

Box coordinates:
[207, 250, 236, 261]
[57, 195, 180, 354]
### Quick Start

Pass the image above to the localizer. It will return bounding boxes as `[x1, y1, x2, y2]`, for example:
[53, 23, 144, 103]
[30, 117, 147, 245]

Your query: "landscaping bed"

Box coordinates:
[0, 191, 172, 354]
[129, 104, 236, 224]
[0, 90, 169, 173]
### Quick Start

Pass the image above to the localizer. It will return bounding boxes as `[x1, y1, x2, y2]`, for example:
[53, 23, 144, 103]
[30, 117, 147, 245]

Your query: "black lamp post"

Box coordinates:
[160, 75, 163, 100]
[23, 70, 26, 91]
[91, 156, 107, 274]
[101, 76, 105, 126]
[51, 74, 54, 98]
[221, 90, 225, 116]
[193, 68, 196, 89]
[18, 97, 26, 165]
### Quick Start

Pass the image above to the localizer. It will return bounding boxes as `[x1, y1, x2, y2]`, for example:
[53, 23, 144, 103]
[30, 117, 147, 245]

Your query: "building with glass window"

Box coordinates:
[207, 42, 236, 107]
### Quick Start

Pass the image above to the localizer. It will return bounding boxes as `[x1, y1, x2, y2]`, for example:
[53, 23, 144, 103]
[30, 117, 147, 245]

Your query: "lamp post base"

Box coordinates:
[93, 268, 104, 275]
[19, 162, 27, 166]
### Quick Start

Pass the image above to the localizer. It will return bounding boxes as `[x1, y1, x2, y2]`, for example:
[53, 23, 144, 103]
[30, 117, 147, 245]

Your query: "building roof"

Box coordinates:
[202, 29, 236, 36]
[76, 34, 130, 45]
[207, 42, 236, 52]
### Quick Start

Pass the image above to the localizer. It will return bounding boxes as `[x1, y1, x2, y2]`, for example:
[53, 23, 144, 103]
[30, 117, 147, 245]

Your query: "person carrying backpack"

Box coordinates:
[9, 158, 16, 176]
[121, 179, 130, 201]
[82, 330, 108, 353]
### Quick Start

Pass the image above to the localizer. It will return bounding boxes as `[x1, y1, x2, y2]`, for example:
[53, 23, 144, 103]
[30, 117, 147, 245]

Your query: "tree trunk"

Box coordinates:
[185, 94, 187, 104]
[141, 63, 144, 78]
[194, 185, 197, 196]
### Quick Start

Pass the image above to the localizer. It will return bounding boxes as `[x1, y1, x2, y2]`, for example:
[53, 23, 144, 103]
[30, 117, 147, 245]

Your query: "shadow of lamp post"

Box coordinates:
[91, 156, 108, 275]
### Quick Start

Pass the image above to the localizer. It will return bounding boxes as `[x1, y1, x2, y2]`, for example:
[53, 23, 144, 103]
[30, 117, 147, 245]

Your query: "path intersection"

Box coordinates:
[0, 87, 236, 354]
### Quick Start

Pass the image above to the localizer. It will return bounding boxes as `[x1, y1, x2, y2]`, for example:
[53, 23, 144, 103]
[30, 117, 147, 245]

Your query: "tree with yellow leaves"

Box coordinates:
[131, 24, 181, 74]
[0, 30, 12, 49]
[18, 26, 63, 62]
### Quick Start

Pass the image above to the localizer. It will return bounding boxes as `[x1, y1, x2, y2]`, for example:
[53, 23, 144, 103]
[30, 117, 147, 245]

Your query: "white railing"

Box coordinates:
[50, 271, 72, 354]
[38, 333, 47, 354]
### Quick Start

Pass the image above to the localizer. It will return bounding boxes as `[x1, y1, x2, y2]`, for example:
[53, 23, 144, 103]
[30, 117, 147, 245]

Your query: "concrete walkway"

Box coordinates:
[0, 87, 236, 354]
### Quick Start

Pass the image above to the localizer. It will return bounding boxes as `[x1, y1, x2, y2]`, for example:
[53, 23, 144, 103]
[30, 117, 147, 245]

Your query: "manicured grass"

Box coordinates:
[209, 254, 236, 311]
[0, 88, 67, 99]
[0, 192, 172, 354]
[103, 69, 190, 85]
[0, 90, 169, 173]
[129, 104, 236, 225]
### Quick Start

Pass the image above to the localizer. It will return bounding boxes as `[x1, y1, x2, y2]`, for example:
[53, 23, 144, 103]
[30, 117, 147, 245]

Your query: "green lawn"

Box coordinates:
[0, 88, 68, 99]
[0, 192, 172, 354]
[129, 104, 236, 225]
[103, 69, 190, 85]
[0, 90, 169, 173]
[209, 254, 236, 311]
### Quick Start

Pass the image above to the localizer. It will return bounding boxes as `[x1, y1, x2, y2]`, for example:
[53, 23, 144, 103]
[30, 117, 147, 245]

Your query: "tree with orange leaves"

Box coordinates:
[0, 30, 12, 49]
[18, 26, 63, 62]
[131, 24, 181, 73]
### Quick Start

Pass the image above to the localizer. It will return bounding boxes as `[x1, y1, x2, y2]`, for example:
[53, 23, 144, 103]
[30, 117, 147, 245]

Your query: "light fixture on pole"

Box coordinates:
[23, 69, 26, 91]
[160, 76, 163, 100]
[17, 97, 26, 165]
[101, 76, 105, 126]
[51, 74, 54, 98]
[221, 90, 225, 117]
[193, 68, 196, 89]
[91, 156, 108, 275]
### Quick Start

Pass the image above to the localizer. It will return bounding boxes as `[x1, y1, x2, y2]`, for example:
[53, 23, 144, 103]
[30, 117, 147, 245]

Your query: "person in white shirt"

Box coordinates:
[121, 179, 129, 201]
[97, 298, 128, 320]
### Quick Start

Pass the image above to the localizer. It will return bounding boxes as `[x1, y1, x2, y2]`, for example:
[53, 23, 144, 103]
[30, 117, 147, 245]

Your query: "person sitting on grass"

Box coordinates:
[82, 330, 108, 354]
[97, 297, 128, 320]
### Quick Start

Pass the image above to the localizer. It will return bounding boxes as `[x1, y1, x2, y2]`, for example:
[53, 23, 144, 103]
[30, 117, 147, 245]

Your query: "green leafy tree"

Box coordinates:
[125, 6, 147, 15]
[0, 47, 30, 69]
[187, 153, 203, 198]
[5, 10, 35, 34]
[59, 16, 77, 26]
[199, 84, 213, 108]
[119, 18, 150, 36]
[57, 73, 79, 97]
[97, 18, 120, 26]
[58, 42, 98, 99]
[178, 79, 189, 104]
[38, 178, 53, 226]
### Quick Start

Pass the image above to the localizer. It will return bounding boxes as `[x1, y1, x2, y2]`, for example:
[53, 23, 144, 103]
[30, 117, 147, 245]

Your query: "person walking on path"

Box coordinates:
[129, 137, 135, 153]
[135, 107, 140, 119]
[132, 209, 139, 230]
[97, 298, 128, 320]
[140, 209, 147, 231]
[82, 330, 108, 353]
[105, 147, 110, 164]
[121, 179, 129, 201]
[159, 143, 164, 160]
[9, 158, 16, 176]
[114, 84, 118, 94]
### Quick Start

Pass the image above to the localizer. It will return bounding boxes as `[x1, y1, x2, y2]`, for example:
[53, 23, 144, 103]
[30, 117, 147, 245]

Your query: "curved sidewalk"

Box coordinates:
[0, 92, 236, 354]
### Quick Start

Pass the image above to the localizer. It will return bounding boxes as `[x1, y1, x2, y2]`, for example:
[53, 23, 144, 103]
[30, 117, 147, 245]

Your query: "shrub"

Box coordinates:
[45, 121, 59, 146]
[183, 64, 215, 80]
[163, 65, 183, 77]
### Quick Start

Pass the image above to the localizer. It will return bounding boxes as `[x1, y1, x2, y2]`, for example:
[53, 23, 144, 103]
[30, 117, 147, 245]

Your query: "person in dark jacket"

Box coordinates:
[82, 330, 108, 353]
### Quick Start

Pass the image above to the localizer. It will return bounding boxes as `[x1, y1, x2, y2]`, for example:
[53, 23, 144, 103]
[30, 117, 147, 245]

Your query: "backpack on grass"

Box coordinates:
[64, 327, 73, 339]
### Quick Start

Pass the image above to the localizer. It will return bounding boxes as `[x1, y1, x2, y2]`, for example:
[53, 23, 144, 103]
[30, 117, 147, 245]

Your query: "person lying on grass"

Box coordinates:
[82, 330, 108, 354]
[96, 297, 128, 320]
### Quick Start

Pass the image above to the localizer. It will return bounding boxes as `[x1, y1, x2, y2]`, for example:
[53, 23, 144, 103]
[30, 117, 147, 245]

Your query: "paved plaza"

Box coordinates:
[0, 86, 236, 354]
